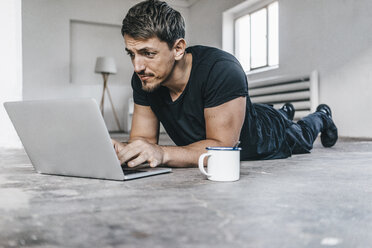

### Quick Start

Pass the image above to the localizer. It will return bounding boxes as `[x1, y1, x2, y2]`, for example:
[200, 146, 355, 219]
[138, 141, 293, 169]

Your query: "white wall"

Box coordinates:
[188, 0, 244, 47]
[22, 0, 190, 132]
[192, 0, 372, 138]
[17, 0, 372, 142]
[254, 0, 372, 138]
[0, 0, 23, 148]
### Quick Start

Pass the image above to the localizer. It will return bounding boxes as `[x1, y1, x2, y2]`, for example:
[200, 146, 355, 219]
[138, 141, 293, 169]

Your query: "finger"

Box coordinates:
[149, 159, 159, 168]
[127, 154, 147, 167]
[111, 139, 117, 152]
[117, 143, 140, 163]
[111, 139, 120, 147]
[113, 143, 119, 154]
[119, 140, 139, 160]
[111, 140, 127, 154]
[118, 150, 138, 165]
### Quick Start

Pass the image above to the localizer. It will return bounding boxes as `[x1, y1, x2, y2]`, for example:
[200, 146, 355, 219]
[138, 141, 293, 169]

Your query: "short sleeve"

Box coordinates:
[204, 60, 248, 108]
[131, 73, 150, 106]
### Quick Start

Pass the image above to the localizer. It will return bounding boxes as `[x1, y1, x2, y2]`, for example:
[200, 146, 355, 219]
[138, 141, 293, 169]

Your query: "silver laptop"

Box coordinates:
[4, 98, 171, 181]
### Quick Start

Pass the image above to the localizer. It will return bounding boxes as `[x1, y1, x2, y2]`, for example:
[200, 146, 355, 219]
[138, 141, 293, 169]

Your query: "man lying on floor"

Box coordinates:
[111, 0, 338, 168]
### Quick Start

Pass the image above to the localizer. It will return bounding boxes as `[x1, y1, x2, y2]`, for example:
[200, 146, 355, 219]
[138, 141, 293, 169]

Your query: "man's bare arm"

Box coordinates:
[112, 103, 160, 164]
[113, 97, 246, 167]
[162, 96, 246, 167]
[129, 103, 160, 144]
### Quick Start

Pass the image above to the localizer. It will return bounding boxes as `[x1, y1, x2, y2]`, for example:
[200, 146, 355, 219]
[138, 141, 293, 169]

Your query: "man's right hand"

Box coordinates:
[112, 139, 165, 168]
[111, 139, 127, 160]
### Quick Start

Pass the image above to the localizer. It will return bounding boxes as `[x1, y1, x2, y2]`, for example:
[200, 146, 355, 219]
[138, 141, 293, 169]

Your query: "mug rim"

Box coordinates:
[206, 146, 242, 151]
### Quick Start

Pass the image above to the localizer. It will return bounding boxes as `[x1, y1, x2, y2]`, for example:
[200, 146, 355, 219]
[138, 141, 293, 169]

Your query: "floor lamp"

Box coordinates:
[95, 56, 122, 131]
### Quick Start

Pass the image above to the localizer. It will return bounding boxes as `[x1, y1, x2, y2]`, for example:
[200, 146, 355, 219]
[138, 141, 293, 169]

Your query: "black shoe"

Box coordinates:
[280, 103, 295, 121]
[316, 104, 338, 147]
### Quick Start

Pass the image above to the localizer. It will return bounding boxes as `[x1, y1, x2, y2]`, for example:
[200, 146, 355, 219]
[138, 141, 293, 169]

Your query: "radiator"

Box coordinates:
[248, 70, 319, 120]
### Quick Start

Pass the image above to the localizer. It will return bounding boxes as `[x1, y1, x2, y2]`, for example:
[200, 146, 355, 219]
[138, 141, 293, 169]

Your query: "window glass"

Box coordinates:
[235, 15, 250, 72]
[268, 1, 279, 66]
[250, 8, 267, 69]
[234, 1, 278, 72]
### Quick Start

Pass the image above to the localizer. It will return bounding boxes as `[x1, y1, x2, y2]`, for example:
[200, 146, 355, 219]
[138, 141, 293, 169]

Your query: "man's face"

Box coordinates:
[124, 35, 175, 92]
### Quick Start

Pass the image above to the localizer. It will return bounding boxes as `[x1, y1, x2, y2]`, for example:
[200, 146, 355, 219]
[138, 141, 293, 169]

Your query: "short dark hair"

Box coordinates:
[121, 0, 185, 49]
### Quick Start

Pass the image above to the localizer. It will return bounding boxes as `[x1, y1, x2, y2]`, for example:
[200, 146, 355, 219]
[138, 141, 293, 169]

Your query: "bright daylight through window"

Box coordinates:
[234, 1, 278, 72]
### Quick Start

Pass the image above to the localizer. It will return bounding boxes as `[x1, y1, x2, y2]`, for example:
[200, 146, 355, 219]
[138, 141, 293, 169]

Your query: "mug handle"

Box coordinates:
[198, 153, 212, 177]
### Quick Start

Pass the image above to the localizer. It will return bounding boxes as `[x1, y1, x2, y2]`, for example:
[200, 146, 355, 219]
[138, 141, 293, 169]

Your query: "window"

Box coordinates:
[234, 1, 278, 72]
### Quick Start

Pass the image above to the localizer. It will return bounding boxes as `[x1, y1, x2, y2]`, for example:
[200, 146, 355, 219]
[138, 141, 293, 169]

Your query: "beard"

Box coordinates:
[142, 82, 161, 92]
[136, 72, 160, 92]
[141, 78, 162, 92]
[138, 60, 175, 92]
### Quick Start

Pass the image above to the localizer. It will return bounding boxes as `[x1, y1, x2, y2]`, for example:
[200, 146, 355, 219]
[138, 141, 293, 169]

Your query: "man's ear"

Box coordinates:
[173, 39, 187, 61]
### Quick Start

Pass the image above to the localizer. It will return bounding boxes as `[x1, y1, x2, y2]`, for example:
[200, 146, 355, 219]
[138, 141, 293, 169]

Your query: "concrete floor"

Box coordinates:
[1, 134, 372, 248]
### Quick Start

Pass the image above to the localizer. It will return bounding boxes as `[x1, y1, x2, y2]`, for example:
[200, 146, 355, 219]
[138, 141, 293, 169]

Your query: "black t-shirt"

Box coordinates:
[131, 45, 291, 160]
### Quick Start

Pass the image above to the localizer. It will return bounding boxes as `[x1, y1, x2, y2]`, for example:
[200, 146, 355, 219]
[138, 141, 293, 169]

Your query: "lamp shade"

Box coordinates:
[95, 56, 117, 74]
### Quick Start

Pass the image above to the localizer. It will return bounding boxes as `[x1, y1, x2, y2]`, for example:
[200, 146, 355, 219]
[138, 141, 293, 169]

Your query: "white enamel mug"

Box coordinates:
[198, 147, 241, 182]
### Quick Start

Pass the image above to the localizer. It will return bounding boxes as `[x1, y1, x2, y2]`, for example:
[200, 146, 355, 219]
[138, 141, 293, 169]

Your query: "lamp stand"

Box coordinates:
[99, 73, 122, 131]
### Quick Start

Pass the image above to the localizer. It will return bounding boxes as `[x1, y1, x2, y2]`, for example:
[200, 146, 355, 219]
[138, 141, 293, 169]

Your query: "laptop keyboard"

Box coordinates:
[122, 169, 146, 175]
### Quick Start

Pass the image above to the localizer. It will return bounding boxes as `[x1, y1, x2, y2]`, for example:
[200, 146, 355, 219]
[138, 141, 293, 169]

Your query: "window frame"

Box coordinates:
[233, 0, 278, 73]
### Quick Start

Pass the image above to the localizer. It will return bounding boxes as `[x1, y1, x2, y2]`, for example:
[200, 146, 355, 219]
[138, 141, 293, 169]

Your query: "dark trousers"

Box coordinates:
[278, 109, 329, 154]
